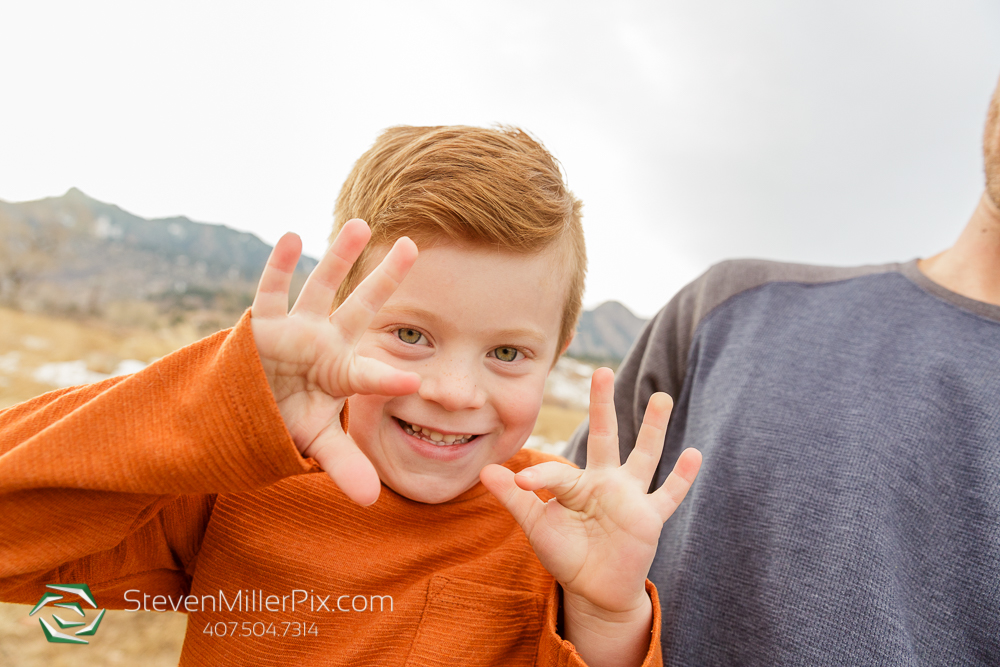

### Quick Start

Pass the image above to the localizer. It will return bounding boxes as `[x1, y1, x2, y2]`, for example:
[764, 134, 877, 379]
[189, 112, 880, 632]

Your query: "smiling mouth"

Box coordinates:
[396, 418, 481, 446]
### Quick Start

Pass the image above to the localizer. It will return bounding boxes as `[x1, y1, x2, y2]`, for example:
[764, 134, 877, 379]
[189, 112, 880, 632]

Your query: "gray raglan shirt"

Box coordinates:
[566, 259, 1000, 666]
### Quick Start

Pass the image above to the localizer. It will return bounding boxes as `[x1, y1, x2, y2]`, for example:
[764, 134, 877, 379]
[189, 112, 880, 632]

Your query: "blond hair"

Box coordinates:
[332, 125, 586, 356]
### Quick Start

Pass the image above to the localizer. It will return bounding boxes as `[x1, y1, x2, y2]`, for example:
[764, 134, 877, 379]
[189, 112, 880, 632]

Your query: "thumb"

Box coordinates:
[481, 464, 543, 529]
[512, 461, 588, 511]
[302, 428, 382, 506]
[344, 354, 421, 396]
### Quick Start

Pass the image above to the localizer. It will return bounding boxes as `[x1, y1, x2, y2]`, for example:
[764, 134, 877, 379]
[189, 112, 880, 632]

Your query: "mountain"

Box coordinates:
[567, 300, 649, 365]
[0, 189, 648, 359]
[0, 188, 317, 329]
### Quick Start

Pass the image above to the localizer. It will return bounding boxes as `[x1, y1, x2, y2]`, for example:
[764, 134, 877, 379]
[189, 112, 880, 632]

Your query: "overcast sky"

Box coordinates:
[2, 1, 998, 317]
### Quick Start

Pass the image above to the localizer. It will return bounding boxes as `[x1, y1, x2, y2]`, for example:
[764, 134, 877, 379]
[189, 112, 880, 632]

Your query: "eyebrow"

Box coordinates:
[378, 305, 549, 347]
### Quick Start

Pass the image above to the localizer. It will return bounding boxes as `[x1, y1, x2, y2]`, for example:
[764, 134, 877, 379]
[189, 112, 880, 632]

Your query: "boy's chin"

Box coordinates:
[382, 471, 480, 505]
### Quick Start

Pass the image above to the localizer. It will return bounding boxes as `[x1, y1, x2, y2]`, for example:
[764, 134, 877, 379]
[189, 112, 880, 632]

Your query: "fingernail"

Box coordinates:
[518, 470, 534, 480]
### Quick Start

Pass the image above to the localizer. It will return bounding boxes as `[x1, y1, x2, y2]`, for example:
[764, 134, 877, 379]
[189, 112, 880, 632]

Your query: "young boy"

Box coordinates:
[0, 126, 701, 666]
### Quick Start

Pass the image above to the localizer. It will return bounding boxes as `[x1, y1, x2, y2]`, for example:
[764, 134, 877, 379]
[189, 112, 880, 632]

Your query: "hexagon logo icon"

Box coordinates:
[28, 583, 106, 644]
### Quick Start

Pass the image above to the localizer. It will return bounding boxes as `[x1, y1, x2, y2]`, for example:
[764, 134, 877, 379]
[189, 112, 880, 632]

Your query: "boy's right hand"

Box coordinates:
[250, 219, 421, 506]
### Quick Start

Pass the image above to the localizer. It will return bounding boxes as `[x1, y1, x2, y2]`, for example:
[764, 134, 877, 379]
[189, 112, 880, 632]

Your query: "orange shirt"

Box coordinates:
[0, 311, 662, 666]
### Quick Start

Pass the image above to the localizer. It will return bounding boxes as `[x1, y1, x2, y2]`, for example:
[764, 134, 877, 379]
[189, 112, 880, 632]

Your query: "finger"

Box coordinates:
[621, 392, 673, 488]
[301, 428, 383, 506]
[586, 367, 621, 469]
[333, 236, 419, 345]
[480, 463, 545, 529]
[252, 232, 302, 319]
[291, 219, 371, 317]
[513, 461, 586, 501]
[650, 448, 702, 523]
[345, 354, 421, 396]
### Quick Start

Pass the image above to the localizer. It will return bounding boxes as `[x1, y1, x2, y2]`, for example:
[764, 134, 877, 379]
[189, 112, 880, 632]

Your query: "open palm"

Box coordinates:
[481, 368, 701, 616]
[250, 219, 421, 506]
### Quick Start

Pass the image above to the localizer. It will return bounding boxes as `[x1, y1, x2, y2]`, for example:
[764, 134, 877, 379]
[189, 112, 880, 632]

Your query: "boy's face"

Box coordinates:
[348, 241, 569, 504]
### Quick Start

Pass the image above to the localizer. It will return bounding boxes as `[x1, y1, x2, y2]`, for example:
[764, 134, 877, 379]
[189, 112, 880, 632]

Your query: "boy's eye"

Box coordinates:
[492, 346, 522, 362]
[397, 328, 425, 345]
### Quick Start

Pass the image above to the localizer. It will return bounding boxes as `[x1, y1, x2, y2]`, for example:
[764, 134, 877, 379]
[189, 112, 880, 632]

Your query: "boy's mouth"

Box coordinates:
[395, 418, 480, 446]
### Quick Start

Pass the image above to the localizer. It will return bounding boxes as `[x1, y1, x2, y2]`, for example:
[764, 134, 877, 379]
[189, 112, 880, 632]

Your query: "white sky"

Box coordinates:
[1, 1, 998, 317]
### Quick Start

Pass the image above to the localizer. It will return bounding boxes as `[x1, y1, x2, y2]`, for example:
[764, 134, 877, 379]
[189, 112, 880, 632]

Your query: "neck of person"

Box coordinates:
[918, 191, 1000, 307]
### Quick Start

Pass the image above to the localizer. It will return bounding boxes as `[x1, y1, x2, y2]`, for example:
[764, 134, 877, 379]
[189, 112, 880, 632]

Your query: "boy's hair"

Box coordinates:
[332, 125, 586, 357]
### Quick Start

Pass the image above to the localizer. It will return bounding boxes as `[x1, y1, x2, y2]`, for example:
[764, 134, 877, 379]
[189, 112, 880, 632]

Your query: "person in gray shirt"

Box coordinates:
[566, 72, 1000, 665]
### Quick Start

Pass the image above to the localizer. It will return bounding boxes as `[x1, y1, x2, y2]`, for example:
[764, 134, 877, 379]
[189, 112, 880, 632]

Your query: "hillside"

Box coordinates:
[1, 189, 649, 363]
[567, 300, 649, 365]
[0, 188, 317, 333]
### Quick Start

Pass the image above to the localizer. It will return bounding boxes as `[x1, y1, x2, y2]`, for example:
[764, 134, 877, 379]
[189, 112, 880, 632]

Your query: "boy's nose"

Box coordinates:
[417, 359, 486, 412]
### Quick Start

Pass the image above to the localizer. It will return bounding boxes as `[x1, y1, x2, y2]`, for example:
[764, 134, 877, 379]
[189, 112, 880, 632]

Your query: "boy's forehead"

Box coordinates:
[363, 239, 571, 289]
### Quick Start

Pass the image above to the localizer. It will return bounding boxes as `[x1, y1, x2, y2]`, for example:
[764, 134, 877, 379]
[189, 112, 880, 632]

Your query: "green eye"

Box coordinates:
[493, 347, 519, 362]
[397, 328, 423, 344]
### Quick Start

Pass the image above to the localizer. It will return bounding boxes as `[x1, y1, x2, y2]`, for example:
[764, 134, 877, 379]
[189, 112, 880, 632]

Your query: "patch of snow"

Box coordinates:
[112, 359, 147, 376]
[33, 361, 109, 387]
[0, 351, 21, 374]
[21, 335, 49, 350]
[93, 215, 123, 239]
[546, 374, 590, 410]
[32, 358, 147, 388]
[544, 357, 595, 411]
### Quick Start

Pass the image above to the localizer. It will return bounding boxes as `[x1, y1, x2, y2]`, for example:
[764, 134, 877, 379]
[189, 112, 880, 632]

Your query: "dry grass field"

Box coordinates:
[0, 604, 188, 667]
[0, 307, 590, 665]
[0, 307, 201, 409]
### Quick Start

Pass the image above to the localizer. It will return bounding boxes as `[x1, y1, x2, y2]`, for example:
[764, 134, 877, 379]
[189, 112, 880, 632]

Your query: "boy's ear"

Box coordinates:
[558, 332, 575, 358]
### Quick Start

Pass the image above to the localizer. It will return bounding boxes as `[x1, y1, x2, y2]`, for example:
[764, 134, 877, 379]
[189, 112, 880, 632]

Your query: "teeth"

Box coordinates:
[399, 420, 474, 446]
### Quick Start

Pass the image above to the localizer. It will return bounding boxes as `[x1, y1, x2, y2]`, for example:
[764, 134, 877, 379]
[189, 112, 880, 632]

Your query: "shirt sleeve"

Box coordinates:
[536, 579, 663, 667]
[0, 309, 326, 607]
[564, 258, 902, 475]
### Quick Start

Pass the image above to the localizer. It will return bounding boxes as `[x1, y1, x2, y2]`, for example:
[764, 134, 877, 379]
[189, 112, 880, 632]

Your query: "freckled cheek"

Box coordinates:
[495, 384, 545, 438]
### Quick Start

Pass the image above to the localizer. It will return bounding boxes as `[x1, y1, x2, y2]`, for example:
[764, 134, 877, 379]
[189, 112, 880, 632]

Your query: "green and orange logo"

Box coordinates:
[28, 583, 106, 644]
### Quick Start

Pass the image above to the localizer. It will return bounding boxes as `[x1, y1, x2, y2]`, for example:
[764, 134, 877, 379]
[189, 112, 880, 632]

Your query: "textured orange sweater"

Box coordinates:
[0, 311, 662, 666]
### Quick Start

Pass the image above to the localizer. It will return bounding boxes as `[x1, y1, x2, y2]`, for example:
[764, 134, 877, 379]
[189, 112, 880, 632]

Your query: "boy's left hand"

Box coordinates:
[481, 367, 701, 621]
